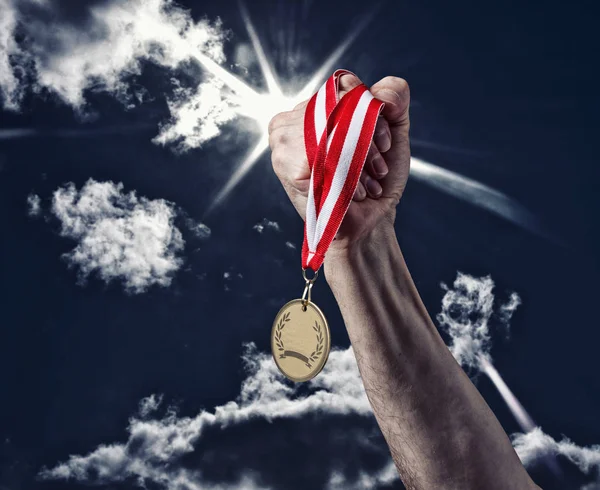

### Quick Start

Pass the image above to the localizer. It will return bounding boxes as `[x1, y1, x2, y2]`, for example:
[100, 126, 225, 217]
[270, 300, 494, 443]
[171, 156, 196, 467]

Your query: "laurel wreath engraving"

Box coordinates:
[274, 311, 290, 352]
[309, 321, 324, 363]
[275, 312, 324, 369]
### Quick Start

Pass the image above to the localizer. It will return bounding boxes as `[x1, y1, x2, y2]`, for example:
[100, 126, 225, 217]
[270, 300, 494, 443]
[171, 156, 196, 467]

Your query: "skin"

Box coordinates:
[268, 73, 540, 490]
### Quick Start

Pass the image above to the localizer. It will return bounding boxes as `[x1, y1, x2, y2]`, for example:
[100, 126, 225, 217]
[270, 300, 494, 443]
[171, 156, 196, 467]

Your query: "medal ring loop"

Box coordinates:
[301, 268, 319, 309]
[302, 268, 319, 284]
[301, 280, 314, 308]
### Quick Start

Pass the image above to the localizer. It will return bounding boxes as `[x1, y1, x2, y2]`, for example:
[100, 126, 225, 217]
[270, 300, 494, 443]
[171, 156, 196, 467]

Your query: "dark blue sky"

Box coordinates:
[0, 1, 599, 489]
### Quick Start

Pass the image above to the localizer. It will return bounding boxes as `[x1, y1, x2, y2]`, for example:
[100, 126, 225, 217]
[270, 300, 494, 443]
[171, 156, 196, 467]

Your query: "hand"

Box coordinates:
[268, 73, 410, 253]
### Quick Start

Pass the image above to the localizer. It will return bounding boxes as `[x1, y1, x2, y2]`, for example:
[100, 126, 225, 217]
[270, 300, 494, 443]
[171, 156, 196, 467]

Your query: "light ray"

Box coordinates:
[411, 138, 488, 157]
[205, 133, 270, 216]
[295, 4, 381, 101]
[410, 157, 553, 241]
[479, 357, 536, 433]
[207, 8, 377, 215]
[239, 0, 283, 97]
[206, 5, 549, 244]
[0, 128, 36, 140]
[191, 51, 260, 100]
[0, 125, 153, 140]
[479, 357, 563, 477]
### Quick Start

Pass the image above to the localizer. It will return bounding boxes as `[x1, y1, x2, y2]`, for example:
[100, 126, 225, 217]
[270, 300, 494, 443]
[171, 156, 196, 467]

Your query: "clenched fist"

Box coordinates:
[268, 73, 410, 253]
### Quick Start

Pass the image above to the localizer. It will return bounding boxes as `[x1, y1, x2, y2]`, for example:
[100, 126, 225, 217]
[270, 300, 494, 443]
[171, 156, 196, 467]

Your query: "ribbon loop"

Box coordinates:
[302, 70, 384, 271]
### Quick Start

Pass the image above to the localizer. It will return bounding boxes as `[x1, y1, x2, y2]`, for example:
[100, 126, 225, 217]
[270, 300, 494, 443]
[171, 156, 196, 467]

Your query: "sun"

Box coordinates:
[197, 3, 376, 216]
[241, 91, 300, 138]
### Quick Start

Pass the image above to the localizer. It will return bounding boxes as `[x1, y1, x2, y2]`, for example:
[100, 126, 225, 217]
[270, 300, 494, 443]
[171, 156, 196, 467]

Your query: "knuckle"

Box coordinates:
[267, 116, 278, 135]
[291, 159, 309, 183]
[383, 76, 409, 96]
[268, 112, 287, 134]
[268, 128, 287, 150]
[271, 149, 285, 174]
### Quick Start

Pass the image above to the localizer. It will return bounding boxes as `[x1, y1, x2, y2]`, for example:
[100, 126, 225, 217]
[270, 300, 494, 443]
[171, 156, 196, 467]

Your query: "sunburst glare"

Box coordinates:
[202, 3, 550, 242]
[204, 4, 377, 215]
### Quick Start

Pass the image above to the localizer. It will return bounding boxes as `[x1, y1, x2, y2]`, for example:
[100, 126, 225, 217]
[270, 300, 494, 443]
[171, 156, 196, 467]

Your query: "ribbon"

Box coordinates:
[302, 70, 384, 271]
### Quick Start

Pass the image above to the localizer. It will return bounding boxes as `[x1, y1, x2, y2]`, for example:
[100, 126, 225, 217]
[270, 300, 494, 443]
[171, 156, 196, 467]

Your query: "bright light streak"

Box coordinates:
[192, 51, 260, 100]
[479, 356, 536, 433]
[295, 5, 381, 101]
[0, 128, 36, 140]
[202, 95, 298, 215]
[239, 1, 282, 97]
[234, 92, 297, 137]
[0, 124, 154, 140]
[479, 356, 563, 477]
[205, 133, 270, 215]
[410, 157, 553, 241]
[411, 138, 488, 157]
[206, 8, 377, 215]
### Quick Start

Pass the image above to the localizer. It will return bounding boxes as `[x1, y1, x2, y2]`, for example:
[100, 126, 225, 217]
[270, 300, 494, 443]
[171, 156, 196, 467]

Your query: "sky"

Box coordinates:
[0, 0, 599, 489]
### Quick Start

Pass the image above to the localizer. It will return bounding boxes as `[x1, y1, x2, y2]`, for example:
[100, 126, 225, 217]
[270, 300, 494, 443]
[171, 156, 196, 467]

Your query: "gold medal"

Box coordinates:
[270, 71, 381, 381]
[271, 270, 331, 382]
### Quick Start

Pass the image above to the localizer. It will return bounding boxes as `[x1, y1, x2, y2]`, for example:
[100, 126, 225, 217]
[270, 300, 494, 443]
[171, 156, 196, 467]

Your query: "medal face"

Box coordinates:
[271, 299, 331, 382]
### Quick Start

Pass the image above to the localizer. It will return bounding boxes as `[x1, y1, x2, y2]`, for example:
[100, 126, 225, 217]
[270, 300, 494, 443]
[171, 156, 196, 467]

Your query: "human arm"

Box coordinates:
[324, 222, 537, 489]
[269, 73, 539, 490]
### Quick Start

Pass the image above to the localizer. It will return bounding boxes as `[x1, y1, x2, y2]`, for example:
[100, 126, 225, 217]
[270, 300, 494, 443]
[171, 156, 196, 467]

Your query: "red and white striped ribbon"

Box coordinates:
[302, 69, 384, 271]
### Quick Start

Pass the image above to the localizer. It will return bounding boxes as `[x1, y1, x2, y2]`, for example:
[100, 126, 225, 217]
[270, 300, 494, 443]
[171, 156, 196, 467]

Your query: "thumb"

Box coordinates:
[337, 72, 363, 99]
[370, 77, 410, 128]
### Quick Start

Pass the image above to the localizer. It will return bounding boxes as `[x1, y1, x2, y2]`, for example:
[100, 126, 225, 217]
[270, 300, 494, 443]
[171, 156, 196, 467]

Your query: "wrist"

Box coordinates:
[324, 219, 398, 284]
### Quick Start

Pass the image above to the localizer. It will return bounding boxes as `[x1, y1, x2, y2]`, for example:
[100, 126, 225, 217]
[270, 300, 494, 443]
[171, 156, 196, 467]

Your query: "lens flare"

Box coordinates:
[204, 4, 377, 216]
[479, 356, 536, 433]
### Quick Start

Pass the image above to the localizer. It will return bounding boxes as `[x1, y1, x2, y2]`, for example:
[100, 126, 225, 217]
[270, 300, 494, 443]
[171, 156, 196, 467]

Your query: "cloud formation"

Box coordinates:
[184, 215, 212, 240]
[40, 343, 394, 489]
[45, 272, 583, 489]
[49, 179, 185, 293]
[327, 461, 399, 490]
[153, 78, 237, 152]
[513, 428, 600, 487]
[436, 272, 521, 369]
[0, 0, 236, 150]
[26, 192, 41, 217]
[253, 218, 281, 234]
[0, 0, 24, 110]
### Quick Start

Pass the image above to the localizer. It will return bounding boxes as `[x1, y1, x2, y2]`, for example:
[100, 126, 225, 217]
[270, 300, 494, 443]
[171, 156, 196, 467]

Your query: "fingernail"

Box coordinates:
[375, 128, 391, 153]
[373, 155, 388, 178]
[353, 183, 366, 201]
[366, 177, 382, 197]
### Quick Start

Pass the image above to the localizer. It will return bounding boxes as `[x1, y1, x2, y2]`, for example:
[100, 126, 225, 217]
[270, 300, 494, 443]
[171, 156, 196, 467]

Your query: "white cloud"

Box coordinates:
[184, 216, 211, 240]
[27, 192, 41, 216]
[153, 78, 237, 152]
[498, 291, 522, 329]
[31, 0, 225, 108]
[327, 461, 398, 490]
[39, 343, 393, 489]
[0, 0, 24, 110]
[513, 428, 600, 486]
[36, 273, 532, 489]
[139, 394, 163, 418]
[0, 0, 237, 150]
[436, 272, 521, 369]
[43, 272, 566, 489]
[50, 179, 184, 293]
[253, 218, 280, 234]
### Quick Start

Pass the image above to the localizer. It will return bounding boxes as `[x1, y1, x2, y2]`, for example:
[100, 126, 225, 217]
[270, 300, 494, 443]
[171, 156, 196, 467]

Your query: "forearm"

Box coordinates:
[324, 223, 537, 490]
